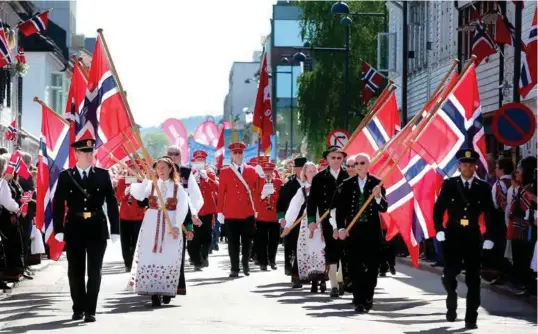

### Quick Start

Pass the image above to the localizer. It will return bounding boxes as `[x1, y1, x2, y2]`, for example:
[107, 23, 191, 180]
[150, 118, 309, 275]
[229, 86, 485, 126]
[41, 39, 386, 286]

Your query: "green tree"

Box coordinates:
[142, 131, 169, 159]
[297, 1, 386, 159]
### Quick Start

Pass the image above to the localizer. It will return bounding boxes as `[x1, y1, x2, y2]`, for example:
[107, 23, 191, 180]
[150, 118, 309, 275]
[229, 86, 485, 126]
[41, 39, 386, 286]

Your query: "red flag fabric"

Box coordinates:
[18, 11, 49, 37]
[472, 19, 497, 65]
[15, 48, 26, 64]
[193, 120, 219, 147]
[215, 121, 231, 169]
[252, 53, 274, 154]
[36, 103, 69, 260]
[19, 191, 34, 215]
[161, 118, 189, 165]
[361, 62, 384, 105]
[5, 120, 17, 141]
[6, 151, 31, 179]
[520, 7, 537, 98]
[65, 61, 88, 168]
[0, 19, 12, 68]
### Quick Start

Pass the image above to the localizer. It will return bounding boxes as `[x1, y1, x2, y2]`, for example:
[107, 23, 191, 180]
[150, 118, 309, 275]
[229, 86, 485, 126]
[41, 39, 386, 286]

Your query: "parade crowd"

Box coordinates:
[0, 140, 536, 328]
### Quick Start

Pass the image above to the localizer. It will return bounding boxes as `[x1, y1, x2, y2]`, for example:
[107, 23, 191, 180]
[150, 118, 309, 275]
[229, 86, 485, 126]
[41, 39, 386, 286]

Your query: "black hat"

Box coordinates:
[71, 138, 96, 153]
[322, 145, 348, 159]
[456, 148, 479, 163]
[293, 157, 307, 168]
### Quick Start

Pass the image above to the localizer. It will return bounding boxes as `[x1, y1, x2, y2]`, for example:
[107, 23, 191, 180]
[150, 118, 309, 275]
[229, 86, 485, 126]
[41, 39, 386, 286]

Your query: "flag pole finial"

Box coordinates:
[33, 96, 39, 102]
[97, 28, 103, 33]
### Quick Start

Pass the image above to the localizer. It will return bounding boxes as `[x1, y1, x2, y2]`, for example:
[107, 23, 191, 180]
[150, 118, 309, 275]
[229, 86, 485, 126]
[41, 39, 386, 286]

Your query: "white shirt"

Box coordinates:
[358, 175, 382, 204]
[491, 175, 511, 209]
[330, 168, 340, 180]
[232, 162, 245, 174]
[76, 165, 91, 179]
[461, 176, 474, 190]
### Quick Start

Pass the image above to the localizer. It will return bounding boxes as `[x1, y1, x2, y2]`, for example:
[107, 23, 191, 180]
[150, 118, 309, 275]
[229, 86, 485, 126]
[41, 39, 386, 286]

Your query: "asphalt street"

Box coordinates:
[0, 241, 536, 334]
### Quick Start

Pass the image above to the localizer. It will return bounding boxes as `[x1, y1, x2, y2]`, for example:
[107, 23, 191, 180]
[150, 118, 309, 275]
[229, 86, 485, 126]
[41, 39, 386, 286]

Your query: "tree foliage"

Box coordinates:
[297, 1, 386, 159]
[142, 131, 169, 159]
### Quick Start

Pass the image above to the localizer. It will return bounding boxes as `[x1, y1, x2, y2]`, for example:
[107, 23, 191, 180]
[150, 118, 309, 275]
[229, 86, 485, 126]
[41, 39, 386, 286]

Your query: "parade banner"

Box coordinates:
[193, 120, 219, 147]
[188, 137, 216, 165]
[161, 118, 189, 164]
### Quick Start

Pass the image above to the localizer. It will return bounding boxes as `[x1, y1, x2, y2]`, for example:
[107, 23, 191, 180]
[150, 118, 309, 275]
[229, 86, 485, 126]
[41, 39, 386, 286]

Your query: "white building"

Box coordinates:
[387, 0, 537, 159]
[223, 60, 261, 129]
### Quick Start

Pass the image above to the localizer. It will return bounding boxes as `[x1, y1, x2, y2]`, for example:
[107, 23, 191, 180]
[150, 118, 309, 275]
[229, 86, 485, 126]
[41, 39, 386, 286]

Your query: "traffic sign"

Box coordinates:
[327, 129, 351, 148]
[492, 103, 536, 147]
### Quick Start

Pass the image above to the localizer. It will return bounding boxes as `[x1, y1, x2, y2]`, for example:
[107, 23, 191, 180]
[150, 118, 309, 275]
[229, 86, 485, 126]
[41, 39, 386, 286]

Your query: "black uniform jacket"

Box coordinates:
[276, 176, 301, 221]
[307, 167, 347, 224]
[433, 176, 494, 240]
[52, 167, 119, 243]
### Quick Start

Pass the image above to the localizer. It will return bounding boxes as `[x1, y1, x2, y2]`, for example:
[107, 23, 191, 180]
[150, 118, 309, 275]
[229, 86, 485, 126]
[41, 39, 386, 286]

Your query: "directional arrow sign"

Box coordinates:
[327, 129, 351, 149]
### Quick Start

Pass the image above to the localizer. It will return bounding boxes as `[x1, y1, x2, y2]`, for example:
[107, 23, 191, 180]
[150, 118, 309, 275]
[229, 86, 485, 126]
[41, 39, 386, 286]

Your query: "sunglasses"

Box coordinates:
[346, 161, 367, 168]
[232, 151, 243, 155]
[329, 156, 343, 160]
[167, 152, 180, 156]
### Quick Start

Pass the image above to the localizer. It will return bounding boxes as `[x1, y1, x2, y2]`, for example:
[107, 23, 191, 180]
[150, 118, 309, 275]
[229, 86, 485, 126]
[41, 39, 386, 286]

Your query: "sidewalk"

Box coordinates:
[396, 256, 537, 308]
[0, 255, 60, 299]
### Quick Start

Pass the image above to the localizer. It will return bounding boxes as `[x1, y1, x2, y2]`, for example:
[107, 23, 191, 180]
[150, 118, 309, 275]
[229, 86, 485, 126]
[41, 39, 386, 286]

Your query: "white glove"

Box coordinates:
[255, 165, 265, 177]
[483, 240, 494, 250]
[199, 170, 208, 180]
[436, 231, 445, 242]
[218, 213, 225, 225]
[55, 233, 64, 242]
[110, 234, 120, 243]
[124, 186, 131, 196]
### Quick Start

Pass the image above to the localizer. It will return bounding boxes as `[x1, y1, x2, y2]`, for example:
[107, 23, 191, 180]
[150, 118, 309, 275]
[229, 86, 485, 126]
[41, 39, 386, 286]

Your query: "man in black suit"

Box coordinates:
[307, 146, 347, 298]
[53, 138, 119, 323]
[433, 148, 494, 330]
[277, 157, 306, 287]
[334, 153, 387, 313]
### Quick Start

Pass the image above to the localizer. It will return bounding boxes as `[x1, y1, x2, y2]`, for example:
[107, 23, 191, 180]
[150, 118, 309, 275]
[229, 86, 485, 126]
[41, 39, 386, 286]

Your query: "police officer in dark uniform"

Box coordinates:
[53, 138, 119, 323]
[307, 146, 347, 298]
[277, 157, 305, 287]
[433, 148, 494, 330]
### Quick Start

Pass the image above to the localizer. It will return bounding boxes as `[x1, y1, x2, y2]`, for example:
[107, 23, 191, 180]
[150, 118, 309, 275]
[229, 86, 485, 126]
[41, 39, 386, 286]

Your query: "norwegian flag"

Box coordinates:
[6, 150, 31, 180]
[193, 120, 219, 147]
[18, 11, 49, 37]
[215, 121, 231, 169]
[0, 20, 12, 68]
[344, 91, 400, 157]
[520, 7, 537, 98]
[19, 191, 34, 215]
[5, 120, 17, 141]
[361, 62, 385, 105]
[78, 35, 138, 169]
[15, 48, 26, 64]
[472, 18, 497, 65]
[495, 1, 517, 45]
[65, 60, 87, 168]
[36, 103, 69, 261]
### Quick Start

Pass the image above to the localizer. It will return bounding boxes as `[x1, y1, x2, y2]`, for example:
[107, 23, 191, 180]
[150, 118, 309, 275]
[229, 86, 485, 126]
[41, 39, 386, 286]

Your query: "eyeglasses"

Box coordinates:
[167, 152, 180, 156]
[356, 161, 367, 165]
[232, 151, 243, 155]
[329, 156, 343, 160]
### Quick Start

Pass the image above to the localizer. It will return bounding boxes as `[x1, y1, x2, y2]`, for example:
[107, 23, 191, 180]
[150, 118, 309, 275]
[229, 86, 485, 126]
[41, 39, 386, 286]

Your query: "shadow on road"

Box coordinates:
[102, 292, 179, 314]
[0, 292, 68, 329]
[101, 261, 128, 276]
[0, 319, 84, 333]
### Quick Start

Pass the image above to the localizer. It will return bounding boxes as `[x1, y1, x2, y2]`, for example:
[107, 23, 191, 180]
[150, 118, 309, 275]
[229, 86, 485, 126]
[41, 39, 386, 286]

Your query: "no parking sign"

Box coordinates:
[492, 103, 536, 146]
[327, 129, 350, 149]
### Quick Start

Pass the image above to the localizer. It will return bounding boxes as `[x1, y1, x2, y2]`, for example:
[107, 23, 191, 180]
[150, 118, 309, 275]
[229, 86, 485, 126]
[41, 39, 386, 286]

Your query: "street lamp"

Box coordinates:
[331, 1, 350, 15]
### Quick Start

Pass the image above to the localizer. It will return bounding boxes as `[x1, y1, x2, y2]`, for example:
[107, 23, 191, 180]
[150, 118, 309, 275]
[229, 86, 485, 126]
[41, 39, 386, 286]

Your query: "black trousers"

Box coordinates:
[119, 219, 142, 269]
[66, 240, 107, 315]
[442, 231, 482, 323]
[20, 215, 33, 269]
[187, 214, 213, 266]
[512, 239, 534, 289]
[483, 209, 508, 272]
[284, 224, 300, 277]
[226, 216, 255, 272]
[256, 221, 280, 267]
[379, 230, 396, 273]
[177, 232, 187, 295]
[322, 220, 342, 264]
[0, 217, 24, 279]
[347, 239, 379, 305]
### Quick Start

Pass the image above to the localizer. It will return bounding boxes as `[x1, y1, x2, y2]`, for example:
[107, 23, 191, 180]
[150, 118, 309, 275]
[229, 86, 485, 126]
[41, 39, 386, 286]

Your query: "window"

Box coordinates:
[50, 73, 66, 114]
[273, 20, 305, 47]
[408, 2, 427, 72]
[276, 65, 302, 98]
[458, 1, 497, 62]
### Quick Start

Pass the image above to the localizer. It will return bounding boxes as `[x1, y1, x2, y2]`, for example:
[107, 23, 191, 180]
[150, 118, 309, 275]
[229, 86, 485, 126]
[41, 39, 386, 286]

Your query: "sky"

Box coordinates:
[76, 0, 274, 127]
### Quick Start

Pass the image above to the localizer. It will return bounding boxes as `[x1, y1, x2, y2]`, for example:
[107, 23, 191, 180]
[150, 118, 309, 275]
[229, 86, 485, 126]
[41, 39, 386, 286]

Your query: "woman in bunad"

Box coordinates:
[284, 162, 328, 293]
[126, 157, 189, 307]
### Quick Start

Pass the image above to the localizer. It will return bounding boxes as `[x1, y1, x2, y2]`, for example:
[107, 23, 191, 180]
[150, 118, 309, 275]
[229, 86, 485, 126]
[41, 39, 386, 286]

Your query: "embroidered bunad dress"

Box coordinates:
[128, 179, 188, 296]
[285, 183, 327, 282]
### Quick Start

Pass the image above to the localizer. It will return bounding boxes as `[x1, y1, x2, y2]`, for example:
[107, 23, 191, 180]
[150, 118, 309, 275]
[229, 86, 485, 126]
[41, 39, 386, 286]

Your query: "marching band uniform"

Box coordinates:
[255, 162, 282, 271]
[115, 160, 147, 272]
[307, 147, 347, 297]
[433, 149, 494, 329]
[52, 139, 119, 322]
[128, 162, 189, 306]
[277, 157, 305, 286]
[217, 142, 259, 277]
[334, 173, 387, 313]
[188, 151, 218, 270]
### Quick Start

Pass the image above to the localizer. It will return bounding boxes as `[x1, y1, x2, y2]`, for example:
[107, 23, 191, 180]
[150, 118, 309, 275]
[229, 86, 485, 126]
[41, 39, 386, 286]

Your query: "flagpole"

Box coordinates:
[33, 97, 70, 126]
[71, 55, 89, 81]
[96, 28, 186, 238]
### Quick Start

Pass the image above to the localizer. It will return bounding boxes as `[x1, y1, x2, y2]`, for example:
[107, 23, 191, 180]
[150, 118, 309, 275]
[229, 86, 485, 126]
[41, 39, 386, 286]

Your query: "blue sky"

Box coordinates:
[76, 0, 273, 127]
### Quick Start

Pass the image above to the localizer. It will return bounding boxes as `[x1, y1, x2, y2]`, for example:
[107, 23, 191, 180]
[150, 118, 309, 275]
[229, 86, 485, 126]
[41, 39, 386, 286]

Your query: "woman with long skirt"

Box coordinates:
[284, 162, 328, 293]
[127, 157, 189, 306]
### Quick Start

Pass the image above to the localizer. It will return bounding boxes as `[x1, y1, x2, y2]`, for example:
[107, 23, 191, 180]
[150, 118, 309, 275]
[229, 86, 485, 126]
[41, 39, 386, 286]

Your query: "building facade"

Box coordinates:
[388, 0, 537, 160]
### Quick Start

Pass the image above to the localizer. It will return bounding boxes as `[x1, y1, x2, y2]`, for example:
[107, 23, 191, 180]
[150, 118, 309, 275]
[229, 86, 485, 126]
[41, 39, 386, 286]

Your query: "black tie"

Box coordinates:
[82, 170, 88, 183]
[238, 167, 242, 174]
[464, 181, 470, 193]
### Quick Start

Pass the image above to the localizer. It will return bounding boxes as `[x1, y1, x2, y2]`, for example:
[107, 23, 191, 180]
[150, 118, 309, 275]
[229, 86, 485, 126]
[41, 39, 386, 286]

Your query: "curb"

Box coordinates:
[1, 256, 61, 293]
[396, 257, 537, 308]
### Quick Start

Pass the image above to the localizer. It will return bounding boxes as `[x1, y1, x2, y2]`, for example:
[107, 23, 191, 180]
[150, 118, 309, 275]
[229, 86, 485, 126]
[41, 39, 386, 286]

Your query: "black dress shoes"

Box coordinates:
[446, 310, 457, 322]
[72, 312, 84, 321]
[354, 304, 366, 313]
[465, 322, 478, 330]
[84, 314, 96, 322]
[162, 296, 172, 305]
[243, 266, 250, 276]
[229, 271, 239, 278]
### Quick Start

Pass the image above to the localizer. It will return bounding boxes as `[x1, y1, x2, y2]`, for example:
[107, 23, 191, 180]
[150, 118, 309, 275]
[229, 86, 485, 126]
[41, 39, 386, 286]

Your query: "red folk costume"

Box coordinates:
[217, 143, 259, 220]
[192, 151, 219, 216]
[255, 162, 283, 222]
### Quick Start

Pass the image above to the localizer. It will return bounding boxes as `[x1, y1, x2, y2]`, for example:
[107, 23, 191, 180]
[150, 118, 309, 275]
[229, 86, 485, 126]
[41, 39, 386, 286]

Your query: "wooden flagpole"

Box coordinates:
[33, 97, 70, 125]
